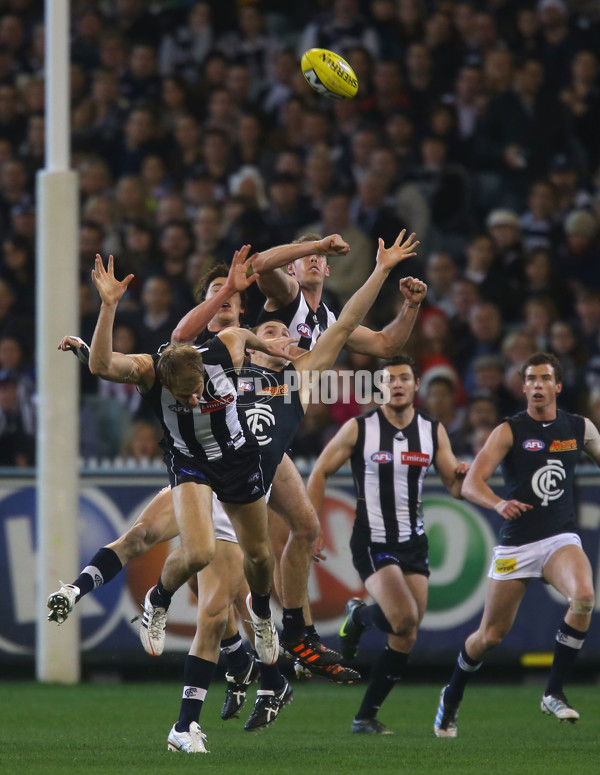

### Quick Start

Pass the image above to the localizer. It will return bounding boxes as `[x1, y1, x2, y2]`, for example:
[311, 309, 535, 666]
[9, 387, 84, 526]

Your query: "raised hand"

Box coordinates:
[375, 230, 420, 273]
[91, 254, 134, 307]
[262, 335, 299, 359]
[226, 245, 260, 294]
[399, 276, 428, 305]
[318, 234, 350, 256]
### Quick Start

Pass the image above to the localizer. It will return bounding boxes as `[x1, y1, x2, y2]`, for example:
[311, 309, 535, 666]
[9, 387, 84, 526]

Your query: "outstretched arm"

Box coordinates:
[433, 423, 470, 499]
[345, 275, 427, 358]
[217, 328, 298, 372]
[461, 422, 533, 520]
[297, 231, 420, 380]
[171, 245, 259, 342]
[88, 254, 155, 389]
[253, 234, 350, 308]
[307, 419, 359, 516]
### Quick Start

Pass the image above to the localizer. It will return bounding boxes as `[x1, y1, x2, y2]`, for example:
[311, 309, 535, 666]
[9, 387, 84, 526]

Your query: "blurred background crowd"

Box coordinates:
[1, 0, 600, 468]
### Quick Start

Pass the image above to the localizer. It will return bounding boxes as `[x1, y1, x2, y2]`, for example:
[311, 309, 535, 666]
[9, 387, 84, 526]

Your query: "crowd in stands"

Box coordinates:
[1, 0, 600, 467]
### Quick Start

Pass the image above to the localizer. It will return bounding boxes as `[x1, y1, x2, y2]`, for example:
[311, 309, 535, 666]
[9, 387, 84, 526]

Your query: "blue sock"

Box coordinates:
[175, 655, 216, 732]
[545, 622, 587, 696]
[72, 547, 122, 601]
[259, 661, 285, 692]
[356, 647, 409, 720]
[150, 577, 175, 610]
[249, 591, 271, 619]
[220, 633, 252, 675]
[444, 646, 482, 709]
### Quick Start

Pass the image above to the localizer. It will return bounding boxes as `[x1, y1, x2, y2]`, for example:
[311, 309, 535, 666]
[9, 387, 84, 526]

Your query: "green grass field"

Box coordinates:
[0, 681, 598, 775]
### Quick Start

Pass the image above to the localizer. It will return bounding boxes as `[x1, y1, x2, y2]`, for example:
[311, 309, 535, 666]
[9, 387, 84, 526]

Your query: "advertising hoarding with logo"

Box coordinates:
[1, 473, 599, 661]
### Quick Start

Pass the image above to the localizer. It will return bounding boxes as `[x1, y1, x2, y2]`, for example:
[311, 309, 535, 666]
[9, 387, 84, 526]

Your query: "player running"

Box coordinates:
[307, 355, 469, 734]
[434, 352, 599, 737]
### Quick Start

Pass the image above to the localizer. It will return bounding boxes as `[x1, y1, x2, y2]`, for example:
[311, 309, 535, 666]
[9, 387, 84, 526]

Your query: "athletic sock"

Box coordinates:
[281, 607, 305, 642]
[72, 547, 122, 601]
[355, 647, 409, 720]
[304, 624, 318, 639]
[175, 655, 216, 733]
[354, 602, 394, 634]
[220, 633, 252, 675]
[258, 661, 285, 692]
[545, 622, 587, 696]
[150, 577, 175, 610]
[249, 590, 271, 619]
[443, 646, 482, 709]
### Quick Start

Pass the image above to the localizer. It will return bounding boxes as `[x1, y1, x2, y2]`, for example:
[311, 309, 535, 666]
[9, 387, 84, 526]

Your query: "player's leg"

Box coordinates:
[47, 486, 179, 624]
[168, 539, 240, 753]
[352, 568, 428, 735]
[142, 482, 215, 656]
[224, 497, 279, 665]
[435, 578, 526, 737]
[540, 543, 594, 721]
[268, 454, 319, 635]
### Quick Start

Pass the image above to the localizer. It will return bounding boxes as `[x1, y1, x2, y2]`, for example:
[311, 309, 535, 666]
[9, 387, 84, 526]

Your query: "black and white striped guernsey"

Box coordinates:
[257, 287, 337, 350]
[141, 336, 248, 463]
[350, 408, 439, 543]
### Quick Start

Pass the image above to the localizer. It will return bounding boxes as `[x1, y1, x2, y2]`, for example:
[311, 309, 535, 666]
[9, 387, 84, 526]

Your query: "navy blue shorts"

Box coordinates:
[350, 532, 430, 582]
[164, 443, 265, 504]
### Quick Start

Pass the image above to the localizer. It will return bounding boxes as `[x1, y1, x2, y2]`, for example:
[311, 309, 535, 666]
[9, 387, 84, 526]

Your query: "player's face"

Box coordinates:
[253, 321, 291, 367]
[382, 365, 418, 409]
[206, 278, 242, 327]
[287, 255, 330, 287]
[522, 364, 562, 411]
[170, 375, 205, 408]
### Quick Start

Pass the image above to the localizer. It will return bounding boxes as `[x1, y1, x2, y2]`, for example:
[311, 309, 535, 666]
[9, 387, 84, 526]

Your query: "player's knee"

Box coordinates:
[243, 542, 273, 568]
[182, 544, 215, 575]
[481, 624, 506, 649]
[389, 612, 418, 638]
[119, 523, 153, 558]
[288, 509, 319, 544]
[569, 592, 595, 615]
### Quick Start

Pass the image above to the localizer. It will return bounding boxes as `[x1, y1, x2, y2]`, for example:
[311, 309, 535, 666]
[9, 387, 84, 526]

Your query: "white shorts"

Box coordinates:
[488, 532, 582, 580]
[211, 485, 272, 544]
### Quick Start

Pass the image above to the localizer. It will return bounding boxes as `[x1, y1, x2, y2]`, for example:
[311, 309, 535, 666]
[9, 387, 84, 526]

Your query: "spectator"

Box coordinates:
[485, 208, 525, 290]
[558, 209, 600, 293]
[522, 246, 570, 314]
[573, 289, 600, 354]
[424, 252, 458, 316]
[349, 171, 405, 249]
[522, 294, 558, 350]
[130, 274, 181, 355]
[460, 302, 505, 392]
[298, 0, 379, 61]
[559, 50, 600, 168]
[475, 55, 572, 207]
[548, 154, 592, 219]
[120, 419, 162, 464]
[421, 372, 467, 451]
[301, 192, 373, 305]
[0, 368, 35, 466]
[548, 319, 589, 412]
[158, 1, 214, 83]
[519, 179, 562, 253]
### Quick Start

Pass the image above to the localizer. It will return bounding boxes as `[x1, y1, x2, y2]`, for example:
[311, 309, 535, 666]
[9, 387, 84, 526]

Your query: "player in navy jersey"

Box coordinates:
[434, 352, 600, 737]
[84, 253, 298, 672]
[250, 232, 427, 667]
[166, 235, 417, 749]
[307, 355, 469, 735]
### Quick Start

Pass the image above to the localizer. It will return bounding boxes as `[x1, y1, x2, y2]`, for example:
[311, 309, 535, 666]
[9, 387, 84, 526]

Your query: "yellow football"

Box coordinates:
[300, 48, 358, 101]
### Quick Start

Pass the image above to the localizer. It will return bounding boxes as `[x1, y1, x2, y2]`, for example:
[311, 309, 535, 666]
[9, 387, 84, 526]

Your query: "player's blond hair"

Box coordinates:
[157, 343, 205, 392]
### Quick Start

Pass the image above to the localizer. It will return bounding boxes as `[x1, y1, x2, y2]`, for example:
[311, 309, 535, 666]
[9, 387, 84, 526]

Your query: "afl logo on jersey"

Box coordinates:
[523, 439, 545, 451]
[297, 322, 312, 338]
[238, 379, 254, 392]
[169, 404, 192, 414]
[371, 451, 394, 464]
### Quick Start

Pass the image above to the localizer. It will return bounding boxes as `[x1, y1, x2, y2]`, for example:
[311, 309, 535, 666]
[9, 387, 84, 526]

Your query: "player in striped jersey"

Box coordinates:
[307, 355, 470, 734]
[86, 253, 297, 670]
[251, 233, 427, 668]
